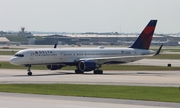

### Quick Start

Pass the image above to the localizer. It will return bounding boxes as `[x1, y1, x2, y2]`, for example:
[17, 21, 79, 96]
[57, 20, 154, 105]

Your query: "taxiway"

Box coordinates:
[0, 69, 180, 87]
[1, 92, 180, 108]
[1, 54, 180, 108]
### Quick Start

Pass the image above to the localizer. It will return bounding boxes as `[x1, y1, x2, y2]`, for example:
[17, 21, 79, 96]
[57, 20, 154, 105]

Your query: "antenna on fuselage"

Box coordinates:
[54, 43, 57, 48]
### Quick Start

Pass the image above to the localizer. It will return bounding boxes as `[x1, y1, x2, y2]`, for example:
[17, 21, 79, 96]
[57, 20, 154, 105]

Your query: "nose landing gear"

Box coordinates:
[26, 65, 32, 76]
[28, 71, 32, 76]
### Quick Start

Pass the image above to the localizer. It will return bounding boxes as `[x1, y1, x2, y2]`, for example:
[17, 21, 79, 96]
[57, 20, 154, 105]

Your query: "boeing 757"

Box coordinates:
[10, 20, 160, 76]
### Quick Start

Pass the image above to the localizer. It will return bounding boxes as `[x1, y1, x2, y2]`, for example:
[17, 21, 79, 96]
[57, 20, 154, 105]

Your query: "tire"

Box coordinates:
[75, 69, 84, 74]
[27, 71, 32, 76]
[94, 70, 103, 74]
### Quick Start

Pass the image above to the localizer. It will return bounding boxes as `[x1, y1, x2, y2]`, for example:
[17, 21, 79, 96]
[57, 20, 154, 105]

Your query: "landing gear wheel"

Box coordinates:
[27, 71, 32, 76]
[26, 65, 32, 76]
[75, 69, 84, 74]
[94, 70, 103, 74]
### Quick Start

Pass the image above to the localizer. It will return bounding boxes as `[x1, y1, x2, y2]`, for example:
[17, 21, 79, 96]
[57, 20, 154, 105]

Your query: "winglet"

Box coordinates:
[130, 20, 157, 50]
[154, 44, 163, 56]
[54, 43, 57, 48]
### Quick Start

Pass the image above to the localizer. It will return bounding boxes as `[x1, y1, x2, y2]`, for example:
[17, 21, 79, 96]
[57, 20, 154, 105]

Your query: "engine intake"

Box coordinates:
[78, 61, 96, 71]
[47, 65, 62, 70]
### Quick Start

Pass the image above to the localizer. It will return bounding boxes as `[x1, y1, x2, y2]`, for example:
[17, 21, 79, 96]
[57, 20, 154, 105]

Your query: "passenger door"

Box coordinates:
[59, 52, 63, 60]
[30, 51, 34, 60]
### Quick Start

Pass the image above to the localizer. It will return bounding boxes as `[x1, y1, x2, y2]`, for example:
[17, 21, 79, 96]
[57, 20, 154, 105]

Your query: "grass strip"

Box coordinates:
[0, 84, 180, 103]
[1, 62, 180, 70]
[150, 54, 180, 59]
[150, 48, 180, 52]
[0, 51, 17, 55]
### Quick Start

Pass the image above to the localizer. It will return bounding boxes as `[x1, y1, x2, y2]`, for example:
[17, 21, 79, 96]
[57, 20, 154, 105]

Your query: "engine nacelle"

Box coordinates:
[47, 65, 62, 70]
[78, 61, 96, 72]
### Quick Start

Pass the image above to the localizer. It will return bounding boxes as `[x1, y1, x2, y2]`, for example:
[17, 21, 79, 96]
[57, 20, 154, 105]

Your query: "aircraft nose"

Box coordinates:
[9, 57, 18, 65]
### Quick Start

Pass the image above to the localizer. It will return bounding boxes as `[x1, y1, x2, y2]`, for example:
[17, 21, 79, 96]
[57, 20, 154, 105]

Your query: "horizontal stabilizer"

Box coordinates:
[154, 44, 163, 56]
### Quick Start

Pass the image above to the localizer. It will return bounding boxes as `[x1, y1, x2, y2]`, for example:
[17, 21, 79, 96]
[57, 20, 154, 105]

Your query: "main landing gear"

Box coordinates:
[94, 70, 103, 74]
[26, 65, 32, 76]
[75, 69, 84, 74]
[74, 69, 103, 74]
[94, 64, 103, 74]
[75, 64, 103, 74]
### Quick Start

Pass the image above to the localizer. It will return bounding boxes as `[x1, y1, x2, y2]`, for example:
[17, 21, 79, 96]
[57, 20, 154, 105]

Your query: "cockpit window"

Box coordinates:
[15, 54, 24, 57]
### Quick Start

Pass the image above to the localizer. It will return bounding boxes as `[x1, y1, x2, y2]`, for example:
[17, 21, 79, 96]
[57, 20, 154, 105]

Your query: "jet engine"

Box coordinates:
[47, 65, 63, 70]
[78, 61, 96, 71]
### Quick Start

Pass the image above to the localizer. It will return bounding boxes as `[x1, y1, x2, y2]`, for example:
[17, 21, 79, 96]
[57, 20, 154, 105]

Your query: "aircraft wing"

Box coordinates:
[79, 55, 152, 64]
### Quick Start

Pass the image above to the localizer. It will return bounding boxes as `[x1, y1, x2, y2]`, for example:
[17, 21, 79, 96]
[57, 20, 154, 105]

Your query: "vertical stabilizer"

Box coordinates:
[130, 20, 157, 50]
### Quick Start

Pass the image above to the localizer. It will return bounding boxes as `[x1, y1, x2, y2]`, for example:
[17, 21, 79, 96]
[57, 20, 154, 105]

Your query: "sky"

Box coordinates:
[0, 0, 179, 33]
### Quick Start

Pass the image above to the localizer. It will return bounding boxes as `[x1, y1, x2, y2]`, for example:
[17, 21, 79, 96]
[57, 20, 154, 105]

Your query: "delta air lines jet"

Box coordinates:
[10, 20, 160, 76]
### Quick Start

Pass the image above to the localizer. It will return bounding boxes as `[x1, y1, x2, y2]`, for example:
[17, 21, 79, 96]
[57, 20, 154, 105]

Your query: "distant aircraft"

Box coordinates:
[10, 20, 160, 76]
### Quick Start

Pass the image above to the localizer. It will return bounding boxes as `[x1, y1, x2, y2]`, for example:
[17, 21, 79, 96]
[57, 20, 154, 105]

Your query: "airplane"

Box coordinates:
[9, 20, 160, 76]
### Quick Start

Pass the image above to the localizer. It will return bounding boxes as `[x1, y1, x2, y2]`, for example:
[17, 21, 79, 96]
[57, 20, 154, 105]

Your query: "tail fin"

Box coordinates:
[130, 20, 157, 50]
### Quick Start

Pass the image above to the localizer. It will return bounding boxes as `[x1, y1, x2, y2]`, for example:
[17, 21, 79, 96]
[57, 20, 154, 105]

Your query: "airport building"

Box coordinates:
[0, 37, 10, 44]
[34, 34, 180, 46]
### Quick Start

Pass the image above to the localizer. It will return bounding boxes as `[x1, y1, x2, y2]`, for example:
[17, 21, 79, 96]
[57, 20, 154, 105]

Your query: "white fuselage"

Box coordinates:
[9, 47, 155, 66]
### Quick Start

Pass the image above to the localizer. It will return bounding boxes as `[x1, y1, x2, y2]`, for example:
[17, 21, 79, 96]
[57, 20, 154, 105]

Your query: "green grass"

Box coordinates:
[150, 48, 180, 52]
[0, 51, 17, 55]
[1, 62, 180, 70]
[0, 47, 24, 50]
[0, 84, 180, 103]
[150, 54, 180, 59]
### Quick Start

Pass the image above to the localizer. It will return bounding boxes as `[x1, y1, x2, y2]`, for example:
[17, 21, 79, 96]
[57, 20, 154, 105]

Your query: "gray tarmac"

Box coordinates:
[1, 54, 180, 108]
[0, 55, 12, 61]
[1, 92, 180, 108]
[1, 69, 180, 107]
[0, 69, 180, 87]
